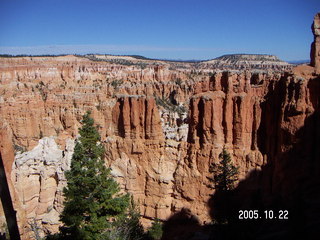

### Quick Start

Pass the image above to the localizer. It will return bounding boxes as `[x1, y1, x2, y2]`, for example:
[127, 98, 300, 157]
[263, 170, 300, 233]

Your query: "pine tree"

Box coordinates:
[210, 148, 239, 192]
[60, 111, 129, 240]
[147, 219, 163, 240]
[109, 197, 145, 240]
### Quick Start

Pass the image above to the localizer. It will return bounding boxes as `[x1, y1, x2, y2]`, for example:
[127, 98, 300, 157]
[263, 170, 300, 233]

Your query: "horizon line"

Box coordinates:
[0, 44, 300, 62]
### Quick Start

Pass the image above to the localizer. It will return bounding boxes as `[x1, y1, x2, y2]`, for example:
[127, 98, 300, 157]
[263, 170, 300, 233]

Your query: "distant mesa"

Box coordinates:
[214, 54, 282, 62]
[201, 53, 291, 71]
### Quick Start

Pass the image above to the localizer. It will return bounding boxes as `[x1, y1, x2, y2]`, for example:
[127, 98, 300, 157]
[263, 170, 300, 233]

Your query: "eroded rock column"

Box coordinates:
[311, 13, 320, 73]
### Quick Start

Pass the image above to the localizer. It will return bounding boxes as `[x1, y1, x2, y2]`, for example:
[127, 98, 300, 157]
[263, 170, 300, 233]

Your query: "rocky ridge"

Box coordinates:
[202, 54, 291, 71]
[86, 53, 291, 72]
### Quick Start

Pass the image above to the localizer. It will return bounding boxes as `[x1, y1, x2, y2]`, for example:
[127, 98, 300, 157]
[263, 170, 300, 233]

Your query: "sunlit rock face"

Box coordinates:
[12, 137, 74, 238]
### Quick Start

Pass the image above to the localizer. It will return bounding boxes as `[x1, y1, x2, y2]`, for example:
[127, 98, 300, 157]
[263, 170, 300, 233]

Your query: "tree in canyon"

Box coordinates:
[108, 197, 145, 240]
[60, 111, 130, 240]
[210, 148, 239, 192]
[209, 148, 239, 225]
[147, 219, 163, 240]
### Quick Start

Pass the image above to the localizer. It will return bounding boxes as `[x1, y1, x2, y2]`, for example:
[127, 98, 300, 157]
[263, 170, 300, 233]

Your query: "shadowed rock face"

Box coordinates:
[311, 13, 320, 73]
[112, 96, 164, 140]
[0, 14, 319, 238]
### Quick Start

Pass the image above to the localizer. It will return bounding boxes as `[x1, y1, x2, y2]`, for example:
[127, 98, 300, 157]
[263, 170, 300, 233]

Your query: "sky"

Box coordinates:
[0, 0, 319, 61]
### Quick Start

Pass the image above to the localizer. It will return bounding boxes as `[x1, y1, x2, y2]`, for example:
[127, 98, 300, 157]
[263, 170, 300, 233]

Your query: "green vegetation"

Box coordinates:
[59, 111, 130, 239]
[209, 148, 239, 192]
[147, 219, 163, 240]
[13, 144, 26, 154]
[111, 79, 123, 89]
[35, 81, 48, 101]
[85, 55, 148, 68]
[0, 54, 68, 58]
[174, 78, 182, 86]
[155, 97, 186, 117]
[207, 149, 239, 225]
[215, 54, 281, 62]
[109, 197, 144, 240]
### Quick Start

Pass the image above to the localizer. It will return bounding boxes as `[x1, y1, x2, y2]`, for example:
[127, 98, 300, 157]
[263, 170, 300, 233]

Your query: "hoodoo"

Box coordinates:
[311, 12, 320, 73]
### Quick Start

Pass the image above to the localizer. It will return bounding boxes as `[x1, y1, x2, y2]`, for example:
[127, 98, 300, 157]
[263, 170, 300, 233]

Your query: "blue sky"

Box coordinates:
[0, 0, 319, 61]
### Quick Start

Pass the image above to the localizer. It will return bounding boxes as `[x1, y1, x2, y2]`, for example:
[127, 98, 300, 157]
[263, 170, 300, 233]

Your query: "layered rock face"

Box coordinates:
[12, 138, 74, 238]
[187, 72, 269, 173]
[0, 56, 194, 150]
[0, 56, 205, 236]
[112, 96, 164, 140]
[311, 13, 320, 73]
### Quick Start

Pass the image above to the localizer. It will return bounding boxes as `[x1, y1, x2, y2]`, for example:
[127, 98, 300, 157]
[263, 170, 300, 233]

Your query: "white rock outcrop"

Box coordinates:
[11, 137, 74, 236]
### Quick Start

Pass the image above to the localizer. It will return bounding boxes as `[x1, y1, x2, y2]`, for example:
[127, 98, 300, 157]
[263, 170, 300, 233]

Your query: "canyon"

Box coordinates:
[0, 13, 320, 239]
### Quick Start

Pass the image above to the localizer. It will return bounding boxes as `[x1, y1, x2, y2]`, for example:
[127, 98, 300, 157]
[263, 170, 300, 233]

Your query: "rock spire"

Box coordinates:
[311, 12, 320, 73]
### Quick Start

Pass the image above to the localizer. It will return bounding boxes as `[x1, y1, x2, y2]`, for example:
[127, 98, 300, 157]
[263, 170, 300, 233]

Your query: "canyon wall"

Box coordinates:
[0, 34, 319, 238]
[0, 56, 204, 237]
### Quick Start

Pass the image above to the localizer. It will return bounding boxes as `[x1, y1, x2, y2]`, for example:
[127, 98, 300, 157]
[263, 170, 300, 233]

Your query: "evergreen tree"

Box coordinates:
[60, 111, 129, 240]
[109, 197, 145, 240]
[210, 148, 239, 192]
[147, 219, 163, 240]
